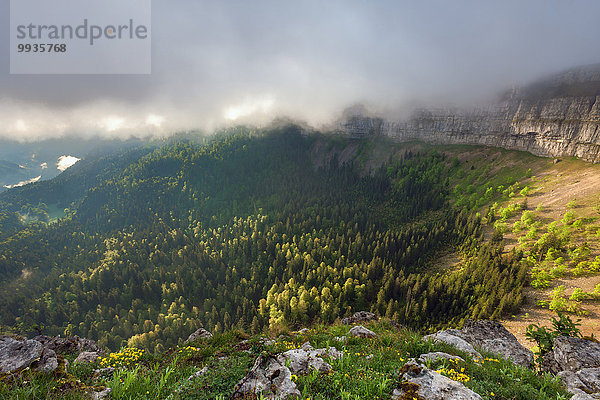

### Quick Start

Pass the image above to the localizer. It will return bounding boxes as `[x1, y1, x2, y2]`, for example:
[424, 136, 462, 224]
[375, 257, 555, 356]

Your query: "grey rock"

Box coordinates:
[312, 346, 344, 361]
[558, 368, 600, 398]
[89, 387, 112, 400]
[334, 336, 347, 343]
[423, 331, 482, 359]
[33, 335, 100, 355]
[35, 348, 58, 373]
[571, 394, 597, 400]
[349, 325, 377, 338]
[232, 355, 300, 399]
[185, 328, 212, 344]
[188, 366, 209, 380]
[279, 349, 332, 374]
[278, 342, 343, 375]
[541, 351, 561, 374]
[554, 336, 600, 372]
[418, 352, 465, 364]
[577, 368, 600, 392]
[259, 337, 276, 346]
[75, 351, 101, 364]
[391, 360, 482, 400]
[301, 342, 313, 351]
[341, 311, 378, 325]
[296, 328, 310, 334]
[458, 320, 534, 368]
[0, 336, 44, 373]
[559, 370, 588, 396]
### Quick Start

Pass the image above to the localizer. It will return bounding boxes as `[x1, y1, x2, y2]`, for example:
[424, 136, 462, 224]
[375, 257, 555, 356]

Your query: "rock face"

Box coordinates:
[349, 325, 377, 338]
[340, 64, 600, 163]
[341, 311, 378, 325]
[232, 355, 300, 399]
[391, 360, 482, 400]
[553, 336, 600, 372]
[185, 328, 212, 344]
[424, 320, 533, 368]
[0, 336, 46, 373]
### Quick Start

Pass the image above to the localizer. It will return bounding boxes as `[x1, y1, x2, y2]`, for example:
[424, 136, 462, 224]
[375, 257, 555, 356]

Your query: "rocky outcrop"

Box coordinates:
[558, 369, 600, 399]
[349, 325, 377, 338]
[278, 341, 343, 375]
[458, 320, 534, 368]
[0, 336, 51, 374]
[553, 336, 600, 372]
[391, 360, 483, 400]
[341, 311, 378, 325]
[185, 328, 212, 344]
[232, 355, 300, 399]
[233, 341, 343, 399]
[340, 64, 600, 163]
[0, 334, 102, 374]
[540, 336, 600, 398]
[424, 320, 533, 368]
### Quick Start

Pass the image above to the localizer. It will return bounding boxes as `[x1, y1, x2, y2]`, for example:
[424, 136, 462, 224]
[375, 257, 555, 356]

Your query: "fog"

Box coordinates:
[1, 0, 600, 141]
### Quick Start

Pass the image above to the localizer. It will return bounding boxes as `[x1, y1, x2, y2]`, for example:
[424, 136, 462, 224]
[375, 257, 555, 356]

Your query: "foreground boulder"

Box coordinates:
[232, 355, 300, 399]
[553, 336, 600, 372]
[391, 360, 482, 400]
[0, 336, 58, 374]
[558, 368, 600, 399]
[278, 342, 343, 375]
[349, 325, 377, 338]
[425, 320, 534, 368]
[185, 328, 213, 344]
[341, 311, 378, 325]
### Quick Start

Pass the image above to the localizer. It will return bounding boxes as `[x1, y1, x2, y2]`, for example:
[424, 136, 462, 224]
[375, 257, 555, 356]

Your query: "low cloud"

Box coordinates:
[1, 0, 600, 140]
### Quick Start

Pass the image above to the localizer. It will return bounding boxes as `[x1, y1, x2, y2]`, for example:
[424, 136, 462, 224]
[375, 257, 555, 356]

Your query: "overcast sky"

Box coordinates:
[1, 0, 600, 141]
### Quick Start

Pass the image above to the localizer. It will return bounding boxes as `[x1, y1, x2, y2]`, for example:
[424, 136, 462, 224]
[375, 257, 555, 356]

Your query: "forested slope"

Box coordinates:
[0, 127, 527, 351]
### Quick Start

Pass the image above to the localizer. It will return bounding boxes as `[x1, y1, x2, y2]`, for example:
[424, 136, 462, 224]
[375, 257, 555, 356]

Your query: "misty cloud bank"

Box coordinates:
[1, 0, 600, 141]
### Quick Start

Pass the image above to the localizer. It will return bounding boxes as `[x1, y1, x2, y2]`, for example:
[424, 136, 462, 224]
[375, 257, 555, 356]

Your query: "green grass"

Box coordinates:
[0, 320, 570, 399]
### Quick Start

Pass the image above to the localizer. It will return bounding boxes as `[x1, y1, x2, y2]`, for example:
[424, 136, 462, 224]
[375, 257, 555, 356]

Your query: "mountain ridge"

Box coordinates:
[340, 64, 600, 163]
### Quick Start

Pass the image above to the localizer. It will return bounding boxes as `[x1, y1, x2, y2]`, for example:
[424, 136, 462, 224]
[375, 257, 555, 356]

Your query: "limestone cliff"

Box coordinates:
[342, 64, 600, 162]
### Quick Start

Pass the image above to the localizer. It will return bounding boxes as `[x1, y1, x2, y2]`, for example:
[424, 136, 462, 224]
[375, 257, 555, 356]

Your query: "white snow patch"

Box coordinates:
[40, 162, 48, 170]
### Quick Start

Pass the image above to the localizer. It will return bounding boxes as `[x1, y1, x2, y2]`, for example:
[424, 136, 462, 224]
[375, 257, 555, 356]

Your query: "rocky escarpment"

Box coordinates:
[341, 64, 600, 163]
